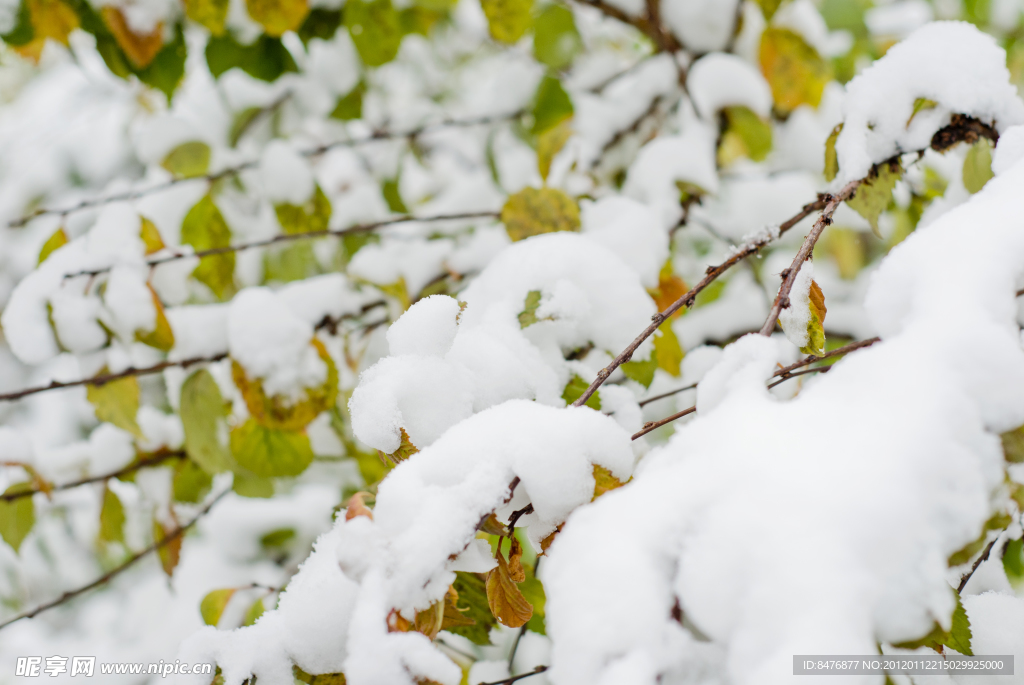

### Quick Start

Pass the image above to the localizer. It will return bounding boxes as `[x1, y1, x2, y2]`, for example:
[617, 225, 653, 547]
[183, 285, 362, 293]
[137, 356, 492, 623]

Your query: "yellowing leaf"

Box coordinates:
[98, 485, 125, 544]
[536, 120, 572, 181]
[963, 139, 994, 194]
[413, 599, 444, 639]
[375, 278, 411, 310]
[153, 517, 182, 578]
[485, 554, 533, 628]
[440, 585, 477, 630]
[480, 0, 532, 44]
[161, 141, 211, 179]
[243, 597, 265, 626]
[759, 28, 831, 114]
[275, 185, 332, 235]
[518, 289, 552, 328]
[229, 419, 315, 478]
[531, 75, 573, 135]
[101, 7, 163, 69]
[754, 0, 784, 19]
[181, 194, 235, 300]
[180, 369, 233, 474]
[802, 279, 827, 356]
[648, 262, 688, 315]
[448, 571, 496, 645]
[173, 458, 213, 503]
[13, 0, 78, 61]
[200, 588, 237, 627]
[562, 374, 599, 410]
[507, 535, 526, 583]
[87, 373, 143, 439]
[385, 427, 419, 464]
[0, 483, 35, 553]
[345, 0, 402, 66]
[824, 123, 842, 182]
[233, 474, 274, 498]
[135, 285, 175, 351]
[140, 217, 165, 255]
[185, 0, 229, 35]
[231, 339, 339, 431]
[717, 106, 773, 166]
[592, 464, 625, 500]
[846, 160, 902, 238]
[501, 187, 580, 242]
[532, 3, 581, 69]
[246, 0, 309, 36]
[1001, 424, 1024, 463]
[37, 227, 68, 265]
[654, 322, 683, 377]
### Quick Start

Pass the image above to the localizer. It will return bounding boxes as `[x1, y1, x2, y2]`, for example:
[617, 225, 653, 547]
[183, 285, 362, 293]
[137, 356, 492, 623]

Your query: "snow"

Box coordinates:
[834, 21, 1024, 185]
[776, 260, 815, 350]
[687, 53, 773, 121]
[660, 0, 740, 54]
[259, 140, 315, 206]
[580, 196, 667, 288]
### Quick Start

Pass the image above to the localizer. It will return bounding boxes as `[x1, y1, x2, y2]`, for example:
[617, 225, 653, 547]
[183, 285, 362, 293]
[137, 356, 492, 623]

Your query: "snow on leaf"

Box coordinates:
[200, 588, 237, 627]
[413, 598, 444, 639]
[385, 427, 419, 464]
[907, 97, 938, 127]
[344, 492, 374, 521]
[100, 7, 163, 69]
[759, 27, 831, 114]
[135, 285, 174, 351]
[824, 123, 842, 182]
[480, 0, 532, 45]
[536, 120, 572, 181]
[98, 485, 125, 544]
[345, 0, 401, 66]
[501, 187, 580, 242]
[161, 141, 211, 179]
[87, 373, 143, 439]
[181, 194, 235, 300]
[621, 358, 656, 388]
[37, 227, 67, 265]
[517, 290, 547, 328]
[0, 483, 35, 553]
[592, 464, 625, 500]
[181, 370, 233, 475]
[532, 4, 581, 70]
[246, 0, 309, 37]
[153, 517, 182, 578]
[485, 553, 533, 628]
[184, 0, 228, 35]
[963, 139, 994, 194]
[847, 159, 903, 238]
[229, 419, 315, 478]
[894, 590, 973, 656]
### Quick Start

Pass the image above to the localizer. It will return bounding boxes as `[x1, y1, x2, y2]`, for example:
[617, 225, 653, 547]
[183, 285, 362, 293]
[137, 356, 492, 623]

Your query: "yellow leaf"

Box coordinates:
[98, 485, 125, 544]
[0, 483, 35, 553]
[140, 217, 165, 255]
[153, 517, 182, 577]
[229, 419, 315, 478]
[274, 185, 332, 235]
[759, 27, 831, 114]
[14, 0, 77, 62]
[161, 141, 211, 179]
[796, 279, 827, 357]
[37, 227, 68, 265]
[847, 160, 902, 239]
[135, 285, 175, 352]
[246, 0, 309, 37]
[963, 139, 994, 194]
[480, 0, 533, 44]
[824, 123, 842, 182]
[185, 0, 229, 35]
[101, 7, 164, 69]
[592, 464, 625, 500]
[485, 554, 533, 628]
[501, 187, 580, 242]
[181, 194, 235, 300]
[87, 373, 143, 439]
[507, 535, 525, 583]
[653, 322, 683, 377]
[647, 261, 688, 316]
[200, 588, 237, 626]
[537, 120, 572, 181]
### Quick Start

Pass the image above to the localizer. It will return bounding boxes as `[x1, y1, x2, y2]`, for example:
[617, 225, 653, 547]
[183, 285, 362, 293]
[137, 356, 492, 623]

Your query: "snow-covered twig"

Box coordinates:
[0, 487, 230, 632]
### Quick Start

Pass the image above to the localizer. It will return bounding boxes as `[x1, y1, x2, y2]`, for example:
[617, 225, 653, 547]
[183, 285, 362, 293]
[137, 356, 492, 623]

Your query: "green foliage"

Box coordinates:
[759, 27, 831, 113]
[621, 357, 657, 388]
[562, 375, 600, 410]
[1004, 537, 1024, 587]
[180, 369, 234, 475]
[162, 141, 211, 179]
[184, 0, 229, 35]
[533, 4, 581, 70]
[517, 290, 545, 328]
[246, 0, 309, 37]
[230, 419, 315, 478]
[242, 597, 265, 626]
[381, 178, 408, 214]
[0, 483, 35, 553]
[531, 74, 573, 135]
[824, 124, 842, 182]
[481, 0, 533, 44]
[173, 458, 214, 503]
[345, 0, 403, 67]
[963, 139, 994, 194]
[847, 161, 903, 238]
[98, 485, 126, 544]
[893, 589, 973, 656]
[297, 7, 341, 43]
[717, 106, 773, 165]
[87, 374, 143, 438]
[1001, 424, 1024, 463]
[200, 588, 237, 627]
[181, 194, 235, 299]
[206, 34, 298, 82]
[501, 187, 580, 241]
[537, 120, 572, 181]
[275, 185, 333, 235]
[330, 83, 365, 121]
[448, 571, 497, 645]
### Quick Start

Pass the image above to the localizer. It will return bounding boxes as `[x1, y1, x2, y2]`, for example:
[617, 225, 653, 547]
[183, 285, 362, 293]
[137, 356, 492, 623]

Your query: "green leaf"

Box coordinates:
[133, 25, 187, 100]
[205, 34, 298, 82]
[381, 178, 408, 214]
[621, 358, 656, 388]
[297, 7, 342, 44]
[480, 0, 532, 44]
[1004, 537, 1024, 587]
[173, 458, 213, 503]
[345, 0, 402, 67]
[1, 0, 34, 46]
[948, 511, 1012, 567]
[87, 374, 143, 438]
[0, 483, 35, 553]
[181, 194, 235, 299]
[536, 120, 572, 181]
[275, 185, 332, 235]
[260, 527, 295, 548]
[846, 160, 902, 239]
[233, 474, 274, 498]
[161, 141, 211, 179]
[37, 227, 68, 265]
[200, 588, 237, 627]
[501, 186, 580, 241]
[242, 597, 265, 626]
[963, 139, 994, 194]
[824, 123, 842, 182]
[894, 590, 973, 656]
[517, 290, 545, 328]
[717, 106, 773, 166]
[907, 97, 937, 127]
[653, 322, 683, 376]
[184, 0, 229, 35]
[1002, 424, 1024, 463]
[264, 242, 319, 283]
[759, 27, 831, 114]
[228, 107, 262, 148]
[180, 369, 234, 475]
[519, 565, 546, 634]
[754, 0, 785, 20]
[532, 4, 581, 70]
[330, 83, 365, 121]
[230, 419, 315, 478]
[531, 74, 573, 135]
[448, 572, 497, 645]
[98, 485, 125, 544]
[246, 0, 309, 36]
[562, 374, 600, 410]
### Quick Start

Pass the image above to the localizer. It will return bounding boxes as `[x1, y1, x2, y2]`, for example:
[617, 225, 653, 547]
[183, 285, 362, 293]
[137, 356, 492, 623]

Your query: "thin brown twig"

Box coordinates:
[7, 114, 522, 229]
[0, 451, 185, 502]
[758, 180, 861, 337]
[0, 488, 230, 631]
[480, 666, 549, 685]
[957, 537, 999, 594]
[638, 382, 698, 407]
[631, 406, 696, 440]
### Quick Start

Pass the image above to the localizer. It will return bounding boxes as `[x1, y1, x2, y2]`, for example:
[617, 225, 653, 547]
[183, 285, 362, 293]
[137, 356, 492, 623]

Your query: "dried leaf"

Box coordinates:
[507, 535, 525, 582]
[344, 492, 374, 521]
[847, 160, 902, 239]
[37, 227, 68, 265]
[480, 0, 532, 44]
[441, 585, 477, 629]
[501, 187, 580, 242]
[101, 7, 163, 69]
[485, 554, 533, 628]
[200, 588, 237, 627]
[759, 27, 831, 114]
[87, 373, 143, 439]
[539, 523, 562, 553]
[478, 514, 510, 537]
[246, 0, 308, 36]
[414, 599, 444, 639]
[135, 285, 175, 352]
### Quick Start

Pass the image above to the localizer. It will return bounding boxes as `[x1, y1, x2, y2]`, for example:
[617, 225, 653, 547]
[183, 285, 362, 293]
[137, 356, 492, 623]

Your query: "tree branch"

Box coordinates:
[0, 451, 185, 502]
[7, 113, 522, 229]
[632, 406, 696, 440]
[0, 487, 230, 632]
[957, 536, 1000, 594]
[480, 666, 549, 685]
